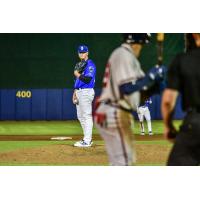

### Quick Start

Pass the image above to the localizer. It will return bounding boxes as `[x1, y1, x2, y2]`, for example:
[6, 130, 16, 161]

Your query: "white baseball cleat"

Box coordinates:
[140, 132, 145, 136]
[74, 140, 93, 147]
[149, 132, 153, 136]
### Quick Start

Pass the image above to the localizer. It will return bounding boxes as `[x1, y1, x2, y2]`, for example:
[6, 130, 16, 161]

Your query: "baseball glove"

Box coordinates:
[74, 60, 87, 74]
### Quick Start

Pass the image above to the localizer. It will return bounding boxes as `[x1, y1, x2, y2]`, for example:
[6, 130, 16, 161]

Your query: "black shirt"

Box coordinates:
[167, 48, 200, 111]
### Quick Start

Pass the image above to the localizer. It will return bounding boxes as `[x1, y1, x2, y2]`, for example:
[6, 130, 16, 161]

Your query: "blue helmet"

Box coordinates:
[77, 45, 89, 53]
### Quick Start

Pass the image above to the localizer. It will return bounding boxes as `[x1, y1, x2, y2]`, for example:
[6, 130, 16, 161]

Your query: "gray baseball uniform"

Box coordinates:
[94, 43, 145, 165]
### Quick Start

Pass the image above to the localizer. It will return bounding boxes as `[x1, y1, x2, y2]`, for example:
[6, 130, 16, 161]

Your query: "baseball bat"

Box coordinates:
[156, 33, 165, 67]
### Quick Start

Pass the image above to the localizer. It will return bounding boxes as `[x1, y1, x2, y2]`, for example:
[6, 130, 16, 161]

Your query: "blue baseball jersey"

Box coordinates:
[74, 59, 96, 89]
[141, 98, 152, 108]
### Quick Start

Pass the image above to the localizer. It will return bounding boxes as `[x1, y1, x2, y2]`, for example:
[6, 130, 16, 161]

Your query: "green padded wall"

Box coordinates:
[0, 33, 184, 88]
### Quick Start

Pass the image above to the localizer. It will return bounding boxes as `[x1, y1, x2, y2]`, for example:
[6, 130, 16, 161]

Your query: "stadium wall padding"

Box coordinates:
[0, 89, 185, 120]
[0, 33, 184, 89]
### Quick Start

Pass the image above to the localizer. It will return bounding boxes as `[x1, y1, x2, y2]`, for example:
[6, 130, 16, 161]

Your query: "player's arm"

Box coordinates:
[161, 89, 178, 140]
[79, 75, 92, 83]
[74, 69, 92, 84]
[80, 65, 95, 84]
[119, 66, 165, 95]
[161, 54, 181, 141]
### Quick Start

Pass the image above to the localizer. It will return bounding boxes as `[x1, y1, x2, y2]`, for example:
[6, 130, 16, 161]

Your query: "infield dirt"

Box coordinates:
[0, 134, 172, 165]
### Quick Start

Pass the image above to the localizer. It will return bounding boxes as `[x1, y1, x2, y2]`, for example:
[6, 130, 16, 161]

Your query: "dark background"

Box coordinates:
[0, 33, 184, 88]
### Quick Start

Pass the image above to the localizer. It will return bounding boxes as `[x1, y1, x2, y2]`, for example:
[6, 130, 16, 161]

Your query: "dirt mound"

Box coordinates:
[0, 143, 172, 166]
[135, 144, 171, 165]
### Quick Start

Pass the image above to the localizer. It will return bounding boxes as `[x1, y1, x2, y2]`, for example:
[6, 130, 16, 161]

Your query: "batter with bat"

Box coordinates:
[94, 34, 166, 165]
[73, 45, 96, 147]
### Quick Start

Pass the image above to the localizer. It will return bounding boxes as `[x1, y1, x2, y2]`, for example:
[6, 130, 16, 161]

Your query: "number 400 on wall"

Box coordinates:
[16, 90, 32, 98]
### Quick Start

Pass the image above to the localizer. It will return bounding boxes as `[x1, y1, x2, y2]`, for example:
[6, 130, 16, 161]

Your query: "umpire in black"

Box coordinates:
[162, 33, 200, 166]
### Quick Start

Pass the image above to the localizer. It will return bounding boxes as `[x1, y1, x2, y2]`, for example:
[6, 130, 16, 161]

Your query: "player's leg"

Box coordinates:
[94, 104, 123, 165]
[74, 91, 87, 146]
[117, 109, 136, 165]
[100, 128, 135, 166]
[94, 104, 135, 166]
[144, 108, 153, 135]
[81, 89, 95, 144]
[138, 108, 145, 135]
[139, 121, 145, 135]
[75, 91, 85, 134]
[97, 125, 127, 165]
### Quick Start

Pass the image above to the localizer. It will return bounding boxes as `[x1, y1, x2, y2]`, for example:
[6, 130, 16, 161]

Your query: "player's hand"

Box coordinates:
[72, 90, 79, 105]
[164, 125, 177, 143]
[74, 70, 81, 78]
[74, 60, 87, 74]
[148, 65, 166, 81]
[73, 98, 79, 105]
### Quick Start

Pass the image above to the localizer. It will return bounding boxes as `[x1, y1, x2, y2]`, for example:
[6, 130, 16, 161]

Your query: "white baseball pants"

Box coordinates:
[137, 106, 152, 132]
[94, 103, 136, 166]
[76, 88, 95, 143]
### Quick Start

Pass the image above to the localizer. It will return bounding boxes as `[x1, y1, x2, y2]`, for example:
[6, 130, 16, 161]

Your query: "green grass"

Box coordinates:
[133, 120, 182, 134]
[0, 141, 68, 153]
[0, 121, 86, 135]
[0, 120, 180, 166]
[0, 140, 105, 153]
[0, 120, 182, 135]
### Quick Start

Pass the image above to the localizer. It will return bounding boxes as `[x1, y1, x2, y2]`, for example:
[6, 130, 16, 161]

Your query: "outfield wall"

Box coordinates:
[0, 89, 185, 120]
[0, 33, 184, 89]
[0, 34, 185, 120]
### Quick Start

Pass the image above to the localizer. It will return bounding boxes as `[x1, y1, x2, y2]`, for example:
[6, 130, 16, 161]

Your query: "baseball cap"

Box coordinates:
[77, 45, 89, 53]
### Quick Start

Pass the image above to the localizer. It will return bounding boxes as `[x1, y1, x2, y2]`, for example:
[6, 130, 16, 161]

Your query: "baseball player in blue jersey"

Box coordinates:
[72, 45, 96, 147]
[137, 97, 153, 135]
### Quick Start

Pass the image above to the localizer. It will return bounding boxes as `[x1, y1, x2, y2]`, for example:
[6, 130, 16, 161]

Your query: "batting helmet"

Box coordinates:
[78, 45, 89, 53]
[123, 33, 151, 44]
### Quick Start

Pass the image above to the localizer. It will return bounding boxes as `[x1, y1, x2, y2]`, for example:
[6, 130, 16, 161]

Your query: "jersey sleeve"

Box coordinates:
[84, 64, 96, 78]
[167, 54, 182, 91]
[112, 50, 145, 86]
